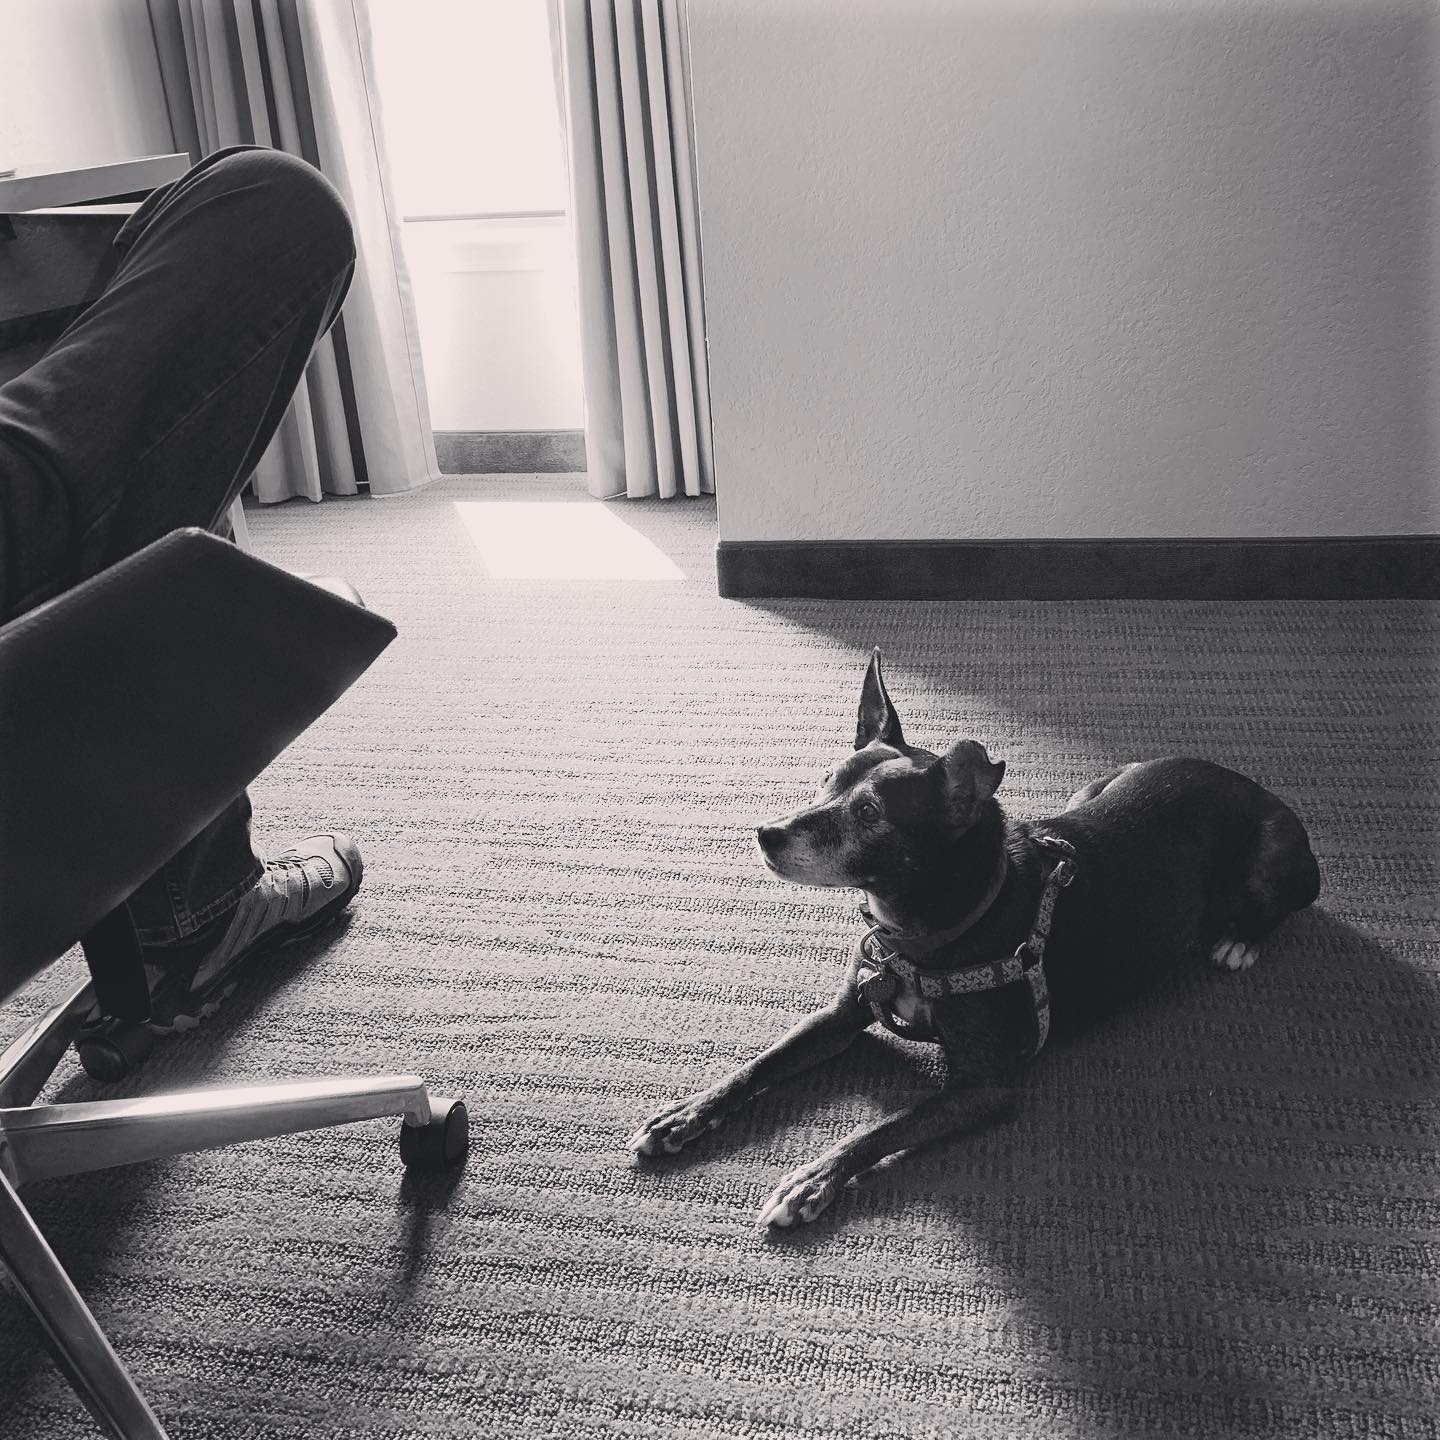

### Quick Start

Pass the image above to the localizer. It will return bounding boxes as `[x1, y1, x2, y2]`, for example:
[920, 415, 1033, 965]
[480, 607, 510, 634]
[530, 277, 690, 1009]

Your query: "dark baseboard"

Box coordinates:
[716, 536, 1440, 600]
[436, 430, 586, 475]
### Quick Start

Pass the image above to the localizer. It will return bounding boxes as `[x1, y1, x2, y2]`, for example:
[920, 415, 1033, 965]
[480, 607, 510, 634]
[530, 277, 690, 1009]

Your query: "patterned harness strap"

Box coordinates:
[855, 835, 1077, 1057]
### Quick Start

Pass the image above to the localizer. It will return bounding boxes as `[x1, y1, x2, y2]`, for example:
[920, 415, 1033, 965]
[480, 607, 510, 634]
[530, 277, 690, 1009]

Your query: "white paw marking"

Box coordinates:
[628, 1092, 722, 1158]
[758, 1159, 841, 1229]
[1211, 937, 1259, 972]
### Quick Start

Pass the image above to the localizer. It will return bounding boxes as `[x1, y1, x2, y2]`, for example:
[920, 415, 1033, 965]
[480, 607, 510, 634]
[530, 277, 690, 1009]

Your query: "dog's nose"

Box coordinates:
[756, 824, 785, 856]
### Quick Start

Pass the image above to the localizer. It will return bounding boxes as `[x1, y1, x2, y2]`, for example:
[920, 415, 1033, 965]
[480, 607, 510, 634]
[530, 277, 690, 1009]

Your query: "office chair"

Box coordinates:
[0, 528, 468, 1438]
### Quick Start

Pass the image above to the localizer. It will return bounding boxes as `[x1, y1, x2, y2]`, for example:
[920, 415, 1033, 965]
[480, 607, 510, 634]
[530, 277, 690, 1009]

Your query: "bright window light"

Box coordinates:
[368, 0, 567, 218]
[453, 502, 686, 580]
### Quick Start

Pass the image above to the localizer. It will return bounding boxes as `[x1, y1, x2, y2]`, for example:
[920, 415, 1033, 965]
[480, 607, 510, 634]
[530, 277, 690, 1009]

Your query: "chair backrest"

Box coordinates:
[0, 528, 396, 1002]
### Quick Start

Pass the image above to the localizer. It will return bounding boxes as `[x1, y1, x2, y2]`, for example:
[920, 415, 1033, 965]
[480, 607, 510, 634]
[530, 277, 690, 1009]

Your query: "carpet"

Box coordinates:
[2, 475, 1436, 1439]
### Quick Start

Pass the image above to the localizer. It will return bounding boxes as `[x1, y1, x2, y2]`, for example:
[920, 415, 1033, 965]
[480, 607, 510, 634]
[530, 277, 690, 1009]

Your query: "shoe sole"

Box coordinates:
[147, 851, 364, 1036]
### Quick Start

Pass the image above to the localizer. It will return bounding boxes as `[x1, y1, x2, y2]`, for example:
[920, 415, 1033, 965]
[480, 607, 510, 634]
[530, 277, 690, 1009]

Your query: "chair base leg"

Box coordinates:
[0, 1169, 167, 1438]
[0, 977, 95, 1108]
[0, 991, 467, 1435]
[1, 1074, 435, 1184]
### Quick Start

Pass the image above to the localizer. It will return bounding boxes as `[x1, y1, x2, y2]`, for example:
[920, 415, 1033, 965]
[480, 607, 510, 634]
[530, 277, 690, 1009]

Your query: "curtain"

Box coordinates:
[147, 0, 439, 502]
[555, 0, 714, 500]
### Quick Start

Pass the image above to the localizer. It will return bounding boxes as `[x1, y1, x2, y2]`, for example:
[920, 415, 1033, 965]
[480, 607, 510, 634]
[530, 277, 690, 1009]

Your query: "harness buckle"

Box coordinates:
[857, 966, 897, 1008]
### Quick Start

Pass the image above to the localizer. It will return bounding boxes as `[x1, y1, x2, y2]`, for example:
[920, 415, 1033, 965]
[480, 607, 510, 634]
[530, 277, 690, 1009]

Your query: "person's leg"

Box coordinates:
[0, 146, 359, 975]
[0, 144, 355, 617]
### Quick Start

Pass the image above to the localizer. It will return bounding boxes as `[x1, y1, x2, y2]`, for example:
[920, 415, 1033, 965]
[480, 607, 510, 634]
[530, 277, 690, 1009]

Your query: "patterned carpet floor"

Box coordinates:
[1, 474, 1436, 1438]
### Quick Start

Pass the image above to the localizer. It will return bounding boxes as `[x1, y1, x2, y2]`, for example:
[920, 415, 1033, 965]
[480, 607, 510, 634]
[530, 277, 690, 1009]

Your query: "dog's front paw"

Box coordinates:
[628, 1090, 726, 1158]
[1210, 936, 1259, 972]
[759, 1157, 843, 1229]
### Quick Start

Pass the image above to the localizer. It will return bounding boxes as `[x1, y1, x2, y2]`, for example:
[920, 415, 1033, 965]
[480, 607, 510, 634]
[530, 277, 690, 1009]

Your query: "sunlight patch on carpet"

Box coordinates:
[454, 500, 686, 579]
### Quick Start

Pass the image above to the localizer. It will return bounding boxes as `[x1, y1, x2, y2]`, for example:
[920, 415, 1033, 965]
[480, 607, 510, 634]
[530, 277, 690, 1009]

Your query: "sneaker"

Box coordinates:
[139, 832, 363, 1034]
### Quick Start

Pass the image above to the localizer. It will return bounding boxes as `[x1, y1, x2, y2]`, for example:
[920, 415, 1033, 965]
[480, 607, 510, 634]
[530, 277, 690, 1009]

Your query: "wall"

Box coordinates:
[686, 0, 1439, 542]
[0, 0, 174, 172]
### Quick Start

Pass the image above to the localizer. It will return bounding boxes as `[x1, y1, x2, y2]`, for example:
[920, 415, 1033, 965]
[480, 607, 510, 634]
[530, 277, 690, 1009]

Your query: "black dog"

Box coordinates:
[630, 650, 1321, 1228]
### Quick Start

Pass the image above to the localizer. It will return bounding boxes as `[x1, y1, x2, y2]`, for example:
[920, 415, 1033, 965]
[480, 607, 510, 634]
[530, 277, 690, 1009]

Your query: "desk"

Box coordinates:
[0, 150, 250, 546]
[0, 153, 193, 347]
[0, 154, 191, 213]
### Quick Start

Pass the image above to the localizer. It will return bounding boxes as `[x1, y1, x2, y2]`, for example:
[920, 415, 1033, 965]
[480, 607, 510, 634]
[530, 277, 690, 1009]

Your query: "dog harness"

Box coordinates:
[854, 834, 1078, 1058]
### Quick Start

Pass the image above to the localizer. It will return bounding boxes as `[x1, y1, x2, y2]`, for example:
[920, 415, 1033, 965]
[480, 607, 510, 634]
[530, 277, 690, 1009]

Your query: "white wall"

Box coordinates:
[687, 0, 1440, 542]
[0, 0, 174, 172]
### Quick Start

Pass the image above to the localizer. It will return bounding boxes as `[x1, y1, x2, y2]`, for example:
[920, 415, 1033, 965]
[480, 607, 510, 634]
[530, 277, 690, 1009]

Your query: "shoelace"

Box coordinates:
[264, 851, 335, 907]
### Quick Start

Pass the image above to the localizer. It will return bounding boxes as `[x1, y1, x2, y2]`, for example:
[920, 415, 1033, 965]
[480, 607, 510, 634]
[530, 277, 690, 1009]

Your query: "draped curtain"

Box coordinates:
[555, 0, 714, 500]
[146, 0, 438, 502]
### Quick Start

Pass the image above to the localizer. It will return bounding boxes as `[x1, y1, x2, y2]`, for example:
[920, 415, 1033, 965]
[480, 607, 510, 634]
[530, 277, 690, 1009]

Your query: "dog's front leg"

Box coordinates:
[759, 1079, 1015, 1229]
[629, 990, 868, 1158]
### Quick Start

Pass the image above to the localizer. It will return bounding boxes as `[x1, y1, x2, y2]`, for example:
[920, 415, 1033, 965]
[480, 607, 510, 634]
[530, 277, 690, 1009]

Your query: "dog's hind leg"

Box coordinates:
[629, 988, 869, 1158]
[1210, 803, 1321, 972]
[1065, 762, 1142, 811]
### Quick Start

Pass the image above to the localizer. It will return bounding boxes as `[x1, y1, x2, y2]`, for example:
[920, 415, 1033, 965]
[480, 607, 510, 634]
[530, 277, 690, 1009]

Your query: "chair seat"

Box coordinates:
[0, 528, 395, 1001]
[301, 573, 367, 607]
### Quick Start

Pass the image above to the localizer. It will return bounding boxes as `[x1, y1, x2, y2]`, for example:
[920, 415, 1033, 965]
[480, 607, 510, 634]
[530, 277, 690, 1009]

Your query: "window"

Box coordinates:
[369, 0, 583, 432]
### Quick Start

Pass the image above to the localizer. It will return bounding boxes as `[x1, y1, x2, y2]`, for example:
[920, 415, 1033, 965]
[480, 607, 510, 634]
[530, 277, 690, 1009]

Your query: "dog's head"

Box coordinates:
[756, 649, 1005, 889]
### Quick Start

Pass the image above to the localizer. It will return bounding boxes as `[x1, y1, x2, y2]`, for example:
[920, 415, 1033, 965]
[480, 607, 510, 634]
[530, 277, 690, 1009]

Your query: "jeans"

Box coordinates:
[0, 146, 356, 944]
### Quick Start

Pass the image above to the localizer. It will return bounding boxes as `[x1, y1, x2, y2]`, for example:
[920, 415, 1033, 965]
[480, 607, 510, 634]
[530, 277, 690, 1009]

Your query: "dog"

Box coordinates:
[629, 649, 1321, 1228]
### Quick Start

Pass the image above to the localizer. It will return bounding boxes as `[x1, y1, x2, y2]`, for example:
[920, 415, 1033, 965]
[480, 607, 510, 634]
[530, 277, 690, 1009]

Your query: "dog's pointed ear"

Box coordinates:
[933, 740, 1005, 819]
[855, 648, 905, 749]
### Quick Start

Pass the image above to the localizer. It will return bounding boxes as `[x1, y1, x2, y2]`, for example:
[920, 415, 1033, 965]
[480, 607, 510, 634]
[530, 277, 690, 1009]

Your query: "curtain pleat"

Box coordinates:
[558, 0, 714, 500]
[661, 0, 714, 494]
[147, 0, 438, 503]
[641, 1, 699, 495]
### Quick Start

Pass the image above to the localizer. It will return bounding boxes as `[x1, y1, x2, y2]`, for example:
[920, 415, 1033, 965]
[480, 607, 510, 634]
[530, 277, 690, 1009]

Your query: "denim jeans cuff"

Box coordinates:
[131, 855, 265, 947]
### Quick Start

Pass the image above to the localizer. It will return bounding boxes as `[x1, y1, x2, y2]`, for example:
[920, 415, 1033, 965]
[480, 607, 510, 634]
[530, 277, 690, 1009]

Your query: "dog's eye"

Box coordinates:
[855, 800, 882, 824]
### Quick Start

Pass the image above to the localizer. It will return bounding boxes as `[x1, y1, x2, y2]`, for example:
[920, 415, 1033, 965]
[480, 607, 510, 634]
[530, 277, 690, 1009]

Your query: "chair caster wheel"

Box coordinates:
[76, 1022, 154, 1082]
[400, 1097, 468, 1171]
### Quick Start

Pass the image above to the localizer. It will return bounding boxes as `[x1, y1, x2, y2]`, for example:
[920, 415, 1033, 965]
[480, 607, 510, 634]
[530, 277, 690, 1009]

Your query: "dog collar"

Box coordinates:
[857, 845, 1011, 959]
[855, 834, 1077, 1057]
